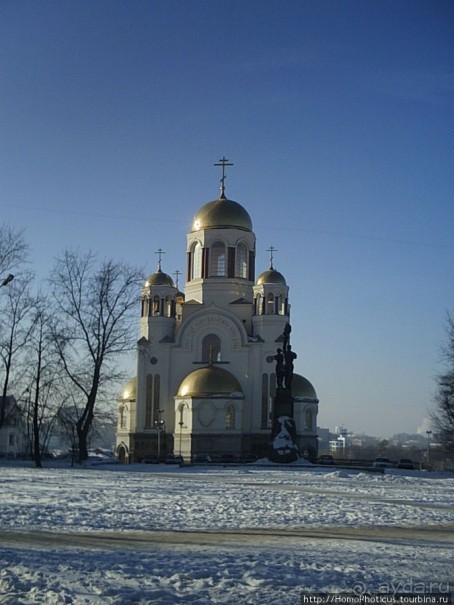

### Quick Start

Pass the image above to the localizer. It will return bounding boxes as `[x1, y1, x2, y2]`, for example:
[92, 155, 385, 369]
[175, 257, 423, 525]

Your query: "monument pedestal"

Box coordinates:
[268, 388, 299, 463]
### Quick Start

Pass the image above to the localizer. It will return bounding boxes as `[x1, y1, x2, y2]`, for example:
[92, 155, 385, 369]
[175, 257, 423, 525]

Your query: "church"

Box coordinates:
[116, 160, 319, 463]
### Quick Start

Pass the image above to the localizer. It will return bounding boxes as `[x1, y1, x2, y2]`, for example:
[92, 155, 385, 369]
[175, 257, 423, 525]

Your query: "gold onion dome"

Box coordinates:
[144, 269, 174, 287]
[177, 366, 242, 397]
[292, 374, 317, 400]
[191, 196, 253, 232]
[256, 267, 286, 285]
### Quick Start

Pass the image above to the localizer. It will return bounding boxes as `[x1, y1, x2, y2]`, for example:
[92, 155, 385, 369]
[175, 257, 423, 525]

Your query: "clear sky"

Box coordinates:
[1, 1, 452, 437]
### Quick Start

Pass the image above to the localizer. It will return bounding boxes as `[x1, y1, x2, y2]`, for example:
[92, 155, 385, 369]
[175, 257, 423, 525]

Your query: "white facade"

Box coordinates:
[116, 185, 318, 463]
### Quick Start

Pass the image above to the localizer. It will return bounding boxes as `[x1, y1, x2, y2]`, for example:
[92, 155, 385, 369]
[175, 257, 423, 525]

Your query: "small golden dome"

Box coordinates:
[256, 267, 286, 285]
[191, 197, 252, 232]
[177, 366, 242, 397]
[145, 269, 174, 287]
[120, 377, 136, 400]
[292, 374, 317, 400]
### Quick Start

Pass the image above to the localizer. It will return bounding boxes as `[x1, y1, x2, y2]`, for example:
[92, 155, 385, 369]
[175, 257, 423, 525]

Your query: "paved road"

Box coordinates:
[1, 525, 452, 552]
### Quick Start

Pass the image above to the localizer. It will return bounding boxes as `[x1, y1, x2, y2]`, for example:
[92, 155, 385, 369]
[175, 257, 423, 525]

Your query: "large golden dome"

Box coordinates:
[191, 196, 253, 232]
[177, 366, 242, 397]
[292, 374, 317, 400]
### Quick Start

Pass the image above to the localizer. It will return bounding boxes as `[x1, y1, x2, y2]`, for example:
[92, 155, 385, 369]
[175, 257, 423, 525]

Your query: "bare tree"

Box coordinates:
[50, 250, 142, 462]
[432, 313, 454, 454]
[0, 274, 37, 430]
[23, 300, 65, 467]
[0, 224, 28, 280]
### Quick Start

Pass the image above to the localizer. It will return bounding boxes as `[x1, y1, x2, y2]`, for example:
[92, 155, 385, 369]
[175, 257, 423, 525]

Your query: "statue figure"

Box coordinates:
[282, 322, 291, 351]
[284, 345, 297, 389]
[272, 348, 285, 389]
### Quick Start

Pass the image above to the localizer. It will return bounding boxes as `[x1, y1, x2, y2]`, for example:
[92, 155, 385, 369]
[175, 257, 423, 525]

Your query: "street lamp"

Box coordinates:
[426, 430, 432, 468]
[155, 409, 165, 461]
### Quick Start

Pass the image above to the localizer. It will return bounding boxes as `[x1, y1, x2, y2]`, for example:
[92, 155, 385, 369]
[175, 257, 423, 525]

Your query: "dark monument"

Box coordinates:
[268, 322, 300, 463]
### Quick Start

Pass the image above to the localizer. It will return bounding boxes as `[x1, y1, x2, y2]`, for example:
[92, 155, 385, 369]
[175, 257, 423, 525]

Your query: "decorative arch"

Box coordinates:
[117, 443, 129, 464]
[202, 333, 221, 362]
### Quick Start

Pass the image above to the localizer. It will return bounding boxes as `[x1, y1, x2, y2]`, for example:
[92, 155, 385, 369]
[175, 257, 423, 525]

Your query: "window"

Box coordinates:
[152, 295, 160, 315]
[266, 293, 274, 314]
[210, 242, 226, 276]
[164, 295, 172, 317]
[141, 297, 148, 317]
[202, 334, 221, 363]
[255, 294, 263, 315]
[191, 242, 202, 279]
[279, 294, 285, 315]
[226, 404, 235, 429]
[236, 243, 248, 278]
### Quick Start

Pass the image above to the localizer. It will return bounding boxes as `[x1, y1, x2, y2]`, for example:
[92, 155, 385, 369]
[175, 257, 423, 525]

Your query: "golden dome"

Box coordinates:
[120, 377, 136, 401]
[292, 374, 317, 400]
[145, 269, 174, 287]
[177, 366, 242, 397]
[191, 197, 252, 232]
[256, 267, 286, 285]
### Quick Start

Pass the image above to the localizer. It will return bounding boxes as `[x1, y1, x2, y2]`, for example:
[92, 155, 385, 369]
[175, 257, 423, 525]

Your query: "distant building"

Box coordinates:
[116, 167, 319, 463]
[0, 396, 26, 457]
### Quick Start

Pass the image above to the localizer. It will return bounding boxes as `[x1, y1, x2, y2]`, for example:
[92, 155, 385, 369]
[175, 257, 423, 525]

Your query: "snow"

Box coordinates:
[0, 462, 452, 604]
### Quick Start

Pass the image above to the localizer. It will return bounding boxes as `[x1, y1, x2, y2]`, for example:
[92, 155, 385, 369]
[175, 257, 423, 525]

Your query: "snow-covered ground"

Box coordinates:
[0, 462, 453, 604]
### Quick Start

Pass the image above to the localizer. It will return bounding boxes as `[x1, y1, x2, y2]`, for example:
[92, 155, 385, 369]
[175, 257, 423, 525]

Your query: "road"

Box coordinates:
[1, 524, 452, 552]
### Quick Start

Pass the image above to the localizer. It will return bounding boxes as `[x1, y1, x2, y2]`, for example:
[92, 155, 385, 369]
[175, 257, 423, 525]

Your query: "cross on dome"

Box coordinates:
[214, 156, 234, 198]
[266, 245, 277, 269]
[155, 248, 165, 271]
[173, 269, 182, 288]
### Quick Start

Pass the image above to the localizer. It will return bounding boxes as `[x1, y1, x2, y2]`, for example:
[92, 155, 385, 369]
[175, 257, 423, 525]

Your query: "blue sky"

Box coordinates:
[1, 1, 452, 437]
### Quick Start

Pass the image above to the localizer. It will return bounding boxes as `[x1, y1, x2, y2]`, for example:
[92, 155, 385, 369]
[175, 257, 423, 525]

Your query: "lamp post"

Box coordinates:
[426, 430, 432, 468]
[155, 409, 165, 461]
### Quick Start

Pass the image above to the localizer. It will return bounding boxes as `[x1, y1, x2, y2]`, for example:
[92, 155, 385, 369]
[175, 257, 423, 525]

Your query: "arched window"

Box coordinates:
[226, 404, 235, 429]
[266, 293, 274, 314]
[202, 334, 221, 363]
[191, 242, 202, 279]
[236, 243, 248, 278]
[164, 295, 172, 317]
[152, 295, 160, 316]
[141, 297, 149, 317]
[210, 242, 226, 276]
[279, 294, 285, 315]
